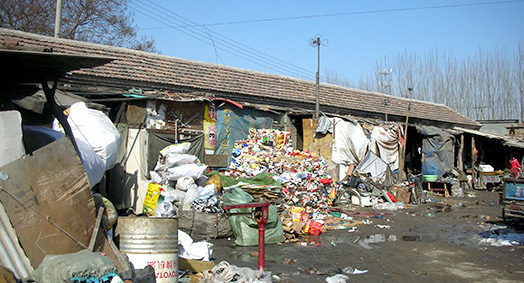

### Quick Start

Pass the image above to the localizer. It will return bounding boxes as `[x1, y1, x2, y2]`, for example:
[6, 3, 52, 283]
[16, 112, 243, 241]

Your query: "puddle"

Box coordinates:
[358, 233, 397, 249]
[227, 249, 282, 263]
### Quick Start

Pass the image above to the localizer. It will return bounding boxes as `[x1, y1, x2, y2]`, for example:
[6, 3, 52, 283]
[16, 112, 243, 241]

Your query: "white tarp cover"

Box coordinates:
[370, 125, 401, 171]
[355, 151, 389, 182]
[331, 118, 369, 166]
[330, 118, 401, 172]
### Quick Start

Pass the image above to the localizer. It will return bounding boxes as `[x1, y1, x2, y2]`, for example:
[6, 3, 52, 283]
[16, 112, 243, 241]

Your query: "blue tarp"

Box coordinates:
[418, 125, 455, 178]
[214, 104, 280, 165]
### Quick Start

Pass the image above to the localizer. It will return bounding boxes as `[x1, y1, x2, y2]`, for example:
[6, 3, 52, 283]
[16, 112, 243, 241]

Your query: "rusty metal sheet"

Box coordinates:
[0, 137, 95, 268]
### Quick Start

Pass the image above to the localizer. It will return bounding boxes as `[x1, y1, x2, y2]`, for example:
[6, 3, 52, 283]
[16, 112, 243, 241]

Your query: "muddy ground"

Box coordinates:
[209, 190, 524, 282]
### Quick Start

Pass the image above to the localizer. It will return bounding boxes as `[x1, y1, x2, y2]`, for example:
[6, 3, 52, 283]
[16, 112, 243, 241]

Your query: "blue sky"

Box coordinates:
[130, 0, 524, 87]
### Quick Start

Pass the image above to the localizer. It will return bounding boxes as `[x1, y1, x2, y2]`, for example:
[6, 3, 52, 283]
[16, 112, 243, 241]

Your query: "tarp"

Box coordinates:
[215, 104, 278, 164]
[147, 132, 204, 173]
[331, 118, 369, 166]
[418, 125, 455, 178]
[370, 125, 401, 171]
[355, 151, 389, 182]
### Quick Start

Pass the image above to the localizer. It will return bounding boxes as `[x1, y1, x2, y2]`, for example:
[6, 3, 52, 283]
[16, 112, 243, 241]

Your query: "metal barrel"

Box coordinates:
[116, 216, 178, 283]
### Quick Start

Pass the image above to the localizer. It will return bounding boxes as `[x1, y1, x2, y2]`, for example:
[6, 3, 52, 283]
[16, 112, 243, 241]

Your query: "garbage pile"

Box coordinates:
[228, 129, 335, 214]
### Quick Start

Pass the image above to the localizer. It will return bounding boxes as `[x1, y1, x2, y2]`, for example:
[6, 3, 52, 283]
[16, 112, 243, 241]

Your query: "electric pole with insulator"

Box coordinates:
[309, 35, 327, 120]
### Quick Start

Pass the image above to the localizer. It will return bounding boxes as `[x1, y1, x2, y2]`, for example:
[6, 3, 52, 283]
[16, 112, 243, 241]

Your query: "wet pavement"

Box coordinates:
[209, 190, 524, 282]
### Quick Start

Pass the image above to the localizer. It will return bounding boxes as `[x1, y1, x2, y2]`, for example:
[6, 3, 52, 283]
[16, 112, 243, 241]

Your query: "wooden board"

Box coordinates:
[302, 118, 333, 160]
[178, 258, 215, 273]
[0, 137, 96, 268]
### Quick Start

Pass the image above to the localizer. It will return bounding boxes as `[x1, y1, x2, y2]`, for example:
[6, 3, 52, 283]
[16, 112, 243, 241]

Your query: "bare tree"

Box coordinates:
[0, 0, 157, 52]
[354, 44, 524, 121]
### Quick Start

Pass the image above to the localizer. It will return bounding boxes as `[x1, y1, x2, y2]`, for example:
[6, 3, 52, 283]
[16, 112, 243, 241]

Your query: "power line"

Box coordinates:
[196, 0, 524, 27]
[129, 0, 317, 81]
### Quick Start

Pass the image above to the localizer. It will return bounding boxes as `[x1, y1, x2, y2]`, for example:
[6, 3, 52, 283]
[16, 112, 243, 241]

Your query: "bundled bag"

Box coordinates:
[178, 209, 233, 241]
[221, 187, 284, 246]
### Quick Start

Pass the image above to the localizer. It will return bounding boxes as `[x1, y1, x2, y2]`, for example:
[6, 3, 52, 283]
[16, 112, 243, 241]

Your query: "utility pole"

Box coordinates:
[309, 35, 327, 120]
[54, 0, 62, 38]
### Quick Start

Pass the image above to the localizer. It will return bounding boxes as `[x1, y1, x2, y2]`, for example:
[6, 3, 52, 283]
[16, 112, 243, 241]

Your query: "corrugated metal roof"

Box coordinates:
[453, 126, 524, 149]
[0, 201, 33, 279]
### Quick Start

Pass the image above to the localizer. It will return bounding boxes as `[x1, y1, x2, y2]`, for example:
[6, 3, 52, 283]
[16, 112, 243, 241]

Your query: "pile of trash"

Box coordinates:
[228, 129, 335, 215]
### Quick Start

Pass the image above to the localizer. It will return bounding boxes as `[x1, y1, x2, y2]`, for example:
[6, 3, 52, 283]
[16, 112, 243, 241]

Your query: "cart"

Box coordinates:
[501, 177, 524, 224]
[472, 168, 505, 191]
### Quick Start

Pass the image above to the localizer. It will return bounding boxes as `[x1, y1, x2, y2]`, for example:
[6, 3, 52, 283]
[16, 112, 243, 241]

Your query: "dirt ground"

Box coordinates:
[209, 190, 524, 283]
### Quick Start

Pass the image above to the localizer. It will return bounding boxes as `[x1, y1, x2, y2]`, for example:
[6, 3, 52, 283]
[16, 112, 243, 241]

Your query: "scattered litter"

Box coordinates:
[202, 261, 272, 283]
[477, 227, 524, 246]
[178, 230, 213, 261]
[325, 274, 349, 282]
[372, 202, 406, 210]
[342, 266, 369, 275]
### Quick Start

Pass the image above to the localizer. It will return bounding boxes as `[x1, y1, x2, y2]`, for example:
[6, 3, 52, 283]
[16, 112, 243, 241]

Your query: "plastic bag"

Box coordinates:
[178, 230, 213, 261]
[206, 174, 223, 192]
[167, 163, 208, 181]
[159, 142, 191, 157]
[153, 189, 177, 218]
[176, 176, 197, 192]
[56, 102, 120, 171]
[182, 185, 202, 204]
[155, 154, 199, 171]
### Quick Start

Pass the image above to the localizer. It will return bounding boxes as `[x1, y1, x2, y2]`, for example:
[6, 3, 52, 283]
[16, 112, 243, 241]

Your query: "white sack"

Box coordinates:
[332, 118, 369, 165]
[149, 171, 163, 184]
[23, 125, 104, 188]
[0, 111, 24, 167]
[167, 163, 207, 181]
[75, 138, 105, 188]
[176, 176, 198, 192]
[155, 154, 199, 171]
[159, 142, 191, 157]
[182, 185, 202, 204]
[57, 102, 120, 171]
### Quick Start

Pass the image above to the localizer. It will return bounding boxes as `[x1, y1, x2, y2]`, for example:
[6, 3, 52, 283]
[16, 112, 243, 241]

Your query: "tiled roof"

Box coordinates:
[0, 28, 479, 128]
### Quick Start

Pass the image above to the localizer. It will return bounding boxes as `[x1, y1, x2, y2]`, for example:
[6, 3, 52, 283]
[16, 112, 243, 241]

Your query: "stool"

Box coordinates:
[425, 181, 450, 197]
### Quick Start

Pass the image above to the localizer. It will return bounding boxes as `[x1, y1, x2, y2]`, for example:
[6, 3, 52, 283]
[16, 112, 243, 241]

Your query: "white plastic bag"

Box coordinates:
[160, 142, 191, 157]
[58, 102, 120, 171]
[155, 154, 199, 171]
[178, 230, 213, 261]
[182, 185, 202, 204]
[167, 163, 207, 181]
[176, 176, 197, 192]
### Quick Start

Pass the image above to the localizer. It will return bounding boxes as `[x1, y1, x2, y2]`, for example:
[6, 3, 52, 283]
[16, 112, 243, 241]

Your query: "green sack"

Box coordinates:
[222, 187, 284, 246]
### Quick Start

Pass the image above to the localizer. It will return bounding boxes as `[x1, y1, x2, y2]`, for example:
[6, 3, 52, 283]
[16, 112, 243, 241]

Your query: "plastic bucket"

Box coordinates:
[116, 217, 178, 283]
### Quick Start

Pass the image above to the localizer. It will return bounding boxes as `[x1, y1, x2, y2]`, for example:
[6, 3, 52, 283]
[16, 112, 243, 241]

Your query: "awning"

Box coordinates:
[452, 126, 524, 149]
